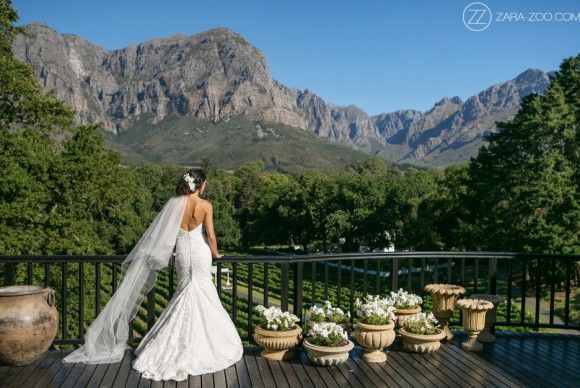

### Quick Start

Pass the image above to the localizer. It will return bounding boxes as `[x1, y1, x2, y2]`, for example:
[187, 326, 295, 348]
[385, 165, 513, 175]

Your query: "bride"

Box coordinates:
[63, 168, 244, 381]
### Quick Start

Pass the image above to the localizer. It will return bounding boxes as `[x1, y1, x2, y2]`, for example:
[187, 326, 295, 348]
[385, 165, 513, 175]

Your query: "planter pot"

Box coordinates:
[399, 327, 446, 353]
[394, 306, 421, 331]
[253, 324, 302, 361]
[456, 299, 494, 351]
[303, 338, 354, 366]
[0, 285, 58, 366]
[470, 294, 504, 343]
[353, 321, 395, 362]
[424, 284, 466, 340]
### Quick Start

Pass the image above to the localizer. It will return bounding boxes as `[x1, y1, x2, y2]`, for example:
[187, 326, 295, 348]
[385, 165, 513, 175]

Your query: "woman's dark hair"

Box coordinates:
[176, 168, 207, 195]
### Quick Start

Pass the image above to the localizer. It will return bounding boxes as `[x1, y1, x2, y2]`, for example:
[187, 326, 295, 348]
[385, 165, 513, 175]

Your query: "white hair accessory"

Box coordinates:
[183, 173, 196, 191]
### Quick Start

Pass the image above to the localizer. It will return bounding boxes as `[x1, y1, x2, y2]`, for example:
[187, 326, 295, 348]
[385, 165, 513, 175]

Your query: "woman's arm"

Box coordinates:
[204, 202, 223, 259]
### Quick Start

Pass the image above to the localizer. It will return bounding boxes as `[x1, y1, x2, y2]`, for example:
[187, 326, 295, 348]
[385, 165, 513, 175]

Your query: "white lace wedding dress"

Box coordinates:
[131, 223, 244, 381]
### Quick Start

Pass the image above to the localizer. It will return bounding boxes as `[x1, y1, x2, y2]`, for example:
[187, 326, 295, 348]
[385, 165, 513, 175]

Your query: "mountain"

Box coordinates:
[12, 23, 552, 167]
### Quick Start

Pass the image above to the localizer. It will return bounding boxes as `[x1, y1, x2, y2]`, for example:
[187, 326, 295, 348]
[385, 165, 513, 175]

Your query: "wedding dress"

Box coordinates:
[62, 195, 243, 381]
[131, 223, 244, 381]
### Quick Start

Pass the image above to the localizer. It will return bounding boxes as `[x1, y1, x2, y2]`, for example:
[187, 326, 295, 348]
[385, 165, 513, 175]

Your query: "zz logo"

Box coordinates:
[463, 2, 492, 31]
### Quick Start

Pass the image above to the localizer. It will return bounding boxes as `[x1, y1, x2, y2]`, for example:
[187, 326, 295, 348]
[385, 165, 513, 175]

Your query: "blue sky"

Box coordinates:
[13, 0, 579, 115]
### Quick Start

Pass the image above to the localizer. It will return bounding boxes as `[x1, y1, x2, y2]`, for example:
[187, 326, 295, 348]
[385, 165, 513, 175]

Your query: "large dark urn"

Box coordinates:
[0, 285, 59, 366]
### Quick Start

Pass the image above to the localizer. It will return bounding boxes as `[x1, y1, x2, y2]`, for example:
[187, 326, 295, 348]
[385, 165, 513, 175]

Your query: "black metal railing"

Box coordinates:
[1, 252, 578, 346]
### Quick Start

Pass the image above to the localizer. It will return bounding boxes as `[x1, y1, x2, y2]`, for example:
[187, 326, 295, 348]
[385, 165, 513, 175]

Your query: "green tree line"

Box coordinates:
[1, 1, 578, 258]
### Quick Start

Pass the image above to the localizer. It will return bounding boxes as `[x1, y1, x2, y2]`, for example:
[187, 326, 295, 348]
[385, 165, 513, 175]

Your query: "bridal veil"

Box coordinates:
[62, 195, 187, 364]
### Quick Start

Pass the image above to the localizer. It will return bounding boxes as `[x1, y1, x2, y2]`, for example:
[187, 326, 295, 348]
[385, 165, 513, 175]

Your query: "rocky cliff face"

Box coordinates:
[13, 24, 551, 165]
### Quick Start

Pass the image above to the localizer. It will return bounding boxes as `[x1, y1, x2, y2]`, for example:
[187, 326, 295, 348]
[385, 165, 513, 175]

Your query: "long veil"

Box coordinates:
[62, 194, 188, 364]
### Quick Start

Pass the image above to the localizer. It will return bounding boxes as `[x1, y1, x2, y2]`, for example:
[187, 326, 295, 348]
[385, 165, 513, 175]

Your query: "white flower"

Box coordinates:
[308, 300, 349, 324]
[389, 289, 422, 309]
[308, 322, 348, 341]
[183, 173, 196, 191]
[255, 304, 300, 331]
[403, 312, 439, 334]
[354, 294, 396, 323]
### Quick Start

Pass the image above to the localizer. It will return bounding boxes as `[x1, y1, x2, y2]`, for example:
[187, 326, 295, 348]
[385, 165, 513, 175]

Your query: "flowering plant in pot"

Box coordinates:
[353, 295, 396, 362]
[389, 289, 423, 329]
[303, 322, 354, 366]
[308, 300, 351, 333]
[253, 305, 302, 360]
[399, 312, 446, 353]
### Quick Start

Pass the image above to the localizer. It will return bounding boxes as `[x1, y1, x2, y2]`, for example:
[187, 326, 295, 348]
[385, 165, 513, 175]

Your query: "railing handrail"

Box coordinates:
[1, 251, 578, 263]
[1, 250, 578, 346]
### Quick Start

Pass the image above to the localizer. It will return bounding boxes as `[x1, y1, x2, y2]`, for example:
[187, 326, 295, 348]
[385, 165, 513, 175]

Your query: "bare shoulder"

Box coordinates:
[201, 199, 213, 212]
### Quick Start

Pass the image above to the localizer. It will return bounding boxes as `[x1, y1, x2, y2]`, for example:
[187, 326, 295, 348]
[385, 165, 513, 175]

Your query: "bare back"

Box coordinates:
[180, 197, 208, 231]
[179, 195, 220, 258]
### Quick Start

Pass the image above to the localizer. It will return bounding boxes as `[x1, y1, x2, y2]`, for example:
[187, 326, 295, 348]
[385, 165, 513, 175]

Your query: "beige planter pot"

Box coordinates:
[253, 324, 302, 361]
[394, 306, 422, 330]
[353, 321, 395, 362]
[303, 339, 354, 366]
[424, 284, 466, 340]
[399, 327, 446, 353]
[457, 299, 494, 351]
[470, 294, 504, 343]
[0, 285, 59, 366]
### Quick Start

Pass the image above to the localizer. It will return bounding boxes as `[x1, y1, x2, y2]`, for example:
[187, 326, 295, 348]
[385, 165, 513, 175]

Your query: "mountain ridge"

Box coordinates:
[12, 23, 552, 166]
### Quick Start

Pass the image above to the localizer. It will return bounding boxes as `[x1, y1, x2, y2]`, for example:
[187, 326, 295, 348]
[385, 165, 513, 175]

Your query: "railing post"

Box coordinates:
[281, 262, 289, 312]
[147, 287, 156, 330]
[4, 263, 15, 285]
[391, 257, 398, 292]
[489, 257, 498, 294]
[247, 263, 254, 340]
[293, 262, 303, 320]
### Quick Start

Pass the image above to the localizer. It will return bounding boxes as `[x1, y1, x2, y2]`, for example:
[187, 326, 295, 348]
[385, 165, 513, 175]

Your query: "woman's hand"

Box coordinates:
[213, 253, 223, 259]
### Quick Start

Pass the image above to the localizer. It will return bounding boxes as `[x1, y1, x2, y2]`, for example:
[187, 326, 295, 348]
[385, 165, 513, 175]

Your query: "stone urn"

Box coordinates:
[424, 284, 466, 340]
[253, 324, 302, 360]
[394, 306, 421, 331]
[470, 294, 504, 343]
[353, 321, 396, 362]
[399, 327, 446, 353]
[456, 299, 494, 351]
[303, 338, 354, 366]
[0, 285, 59, 366]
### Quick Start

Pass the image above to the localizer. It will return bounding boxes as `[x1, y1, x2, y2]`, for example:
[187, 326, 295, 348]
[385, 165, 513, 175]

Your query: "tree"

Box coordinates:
[0, 1, 156, 255]
[466, 55, 579, 254]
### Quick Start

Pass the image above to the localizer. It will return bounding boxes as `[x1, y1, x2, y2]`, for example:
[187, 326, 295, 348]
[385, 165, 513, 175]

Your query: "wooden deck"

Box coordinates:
[1, 331, 578, 388]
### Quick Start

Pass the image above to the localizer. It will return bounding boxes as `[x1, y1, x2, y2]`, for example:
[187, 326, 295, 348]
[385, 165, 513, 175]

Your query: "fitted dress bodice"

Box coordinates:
[175, 223, 213, 286]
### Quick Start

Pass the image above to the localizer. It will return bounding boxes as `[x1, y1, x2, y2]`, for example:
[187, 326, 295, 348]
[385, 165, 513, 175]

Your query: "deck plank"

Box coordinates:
[349, 348, 401, 388]
[295, 350, 329, 387]
[123, 364, 142, 388]
[233, 350, 252, 388]
[375, 347, 425, 388]
[188, 374, 202, 388]
[334, 359, 365, 388]
[15, 351, 61, 388]
[201, 371, 213, 388]
[441, 340, 523, 387]
[213, 368, 227, 388]
[250, 347, 276, 387]
[2, 352, 51, 388]
[286, 351, 317, 387]
[85, 362, 110, 388]
[264, 359, 290, 388]
[278, 357, 304, 387]
[111, 350, 134, 388]
[59, 361, 88, 388]
[242, 347, 264, 388]
[1, 332, 578, 387]
[223, 364, 239, 388]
